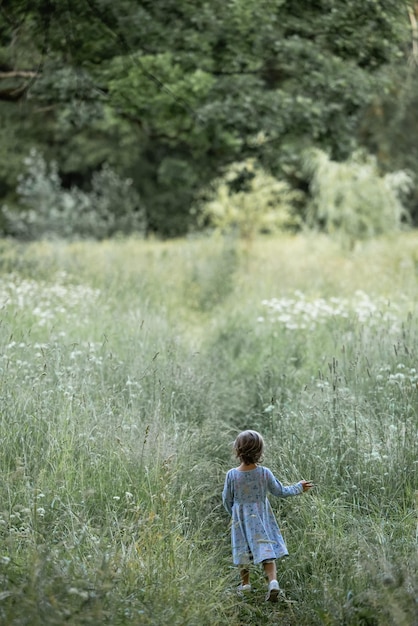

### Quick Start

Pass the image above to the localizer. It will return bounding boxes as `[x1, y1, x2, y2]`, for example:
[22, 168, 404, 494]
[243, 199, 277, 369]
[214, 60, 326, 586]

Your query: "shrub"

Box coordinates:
[197, 159, 303, 239]
[1, 149, 147, 240]
[303, 149, 413, 246]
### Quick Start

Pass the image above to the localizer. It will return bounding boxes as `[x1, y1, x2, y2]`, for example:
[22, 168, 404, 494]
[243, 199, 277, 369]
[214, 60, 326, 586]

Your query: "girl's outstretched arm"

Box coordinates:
[266, 469, 313, 497]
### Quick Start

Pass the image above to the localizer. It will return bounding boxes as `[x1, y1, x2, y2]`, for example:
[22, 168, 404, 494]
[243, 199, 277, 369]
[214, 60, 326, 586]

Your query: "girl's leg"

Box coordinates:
[263, 560, 280, 602]
[262, 560, 277, 583]
[240, 567, 250, 586]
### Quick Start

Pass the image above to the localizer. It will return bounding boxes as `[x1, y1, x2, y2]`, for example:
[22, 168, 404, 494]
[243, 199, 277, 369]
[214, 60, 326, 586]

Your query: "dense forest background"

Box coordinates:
[0, 0, 418, 239]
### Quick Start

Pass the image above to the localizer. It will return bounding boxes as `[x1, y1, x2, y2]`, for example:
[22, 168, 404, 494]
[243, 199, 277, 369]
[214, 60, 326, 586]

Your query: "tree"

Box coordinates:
[197, 158, 302, 239]
[303, 149, 413, 247]
[358, 3, 418, 222]
[0, 0, 412, 237]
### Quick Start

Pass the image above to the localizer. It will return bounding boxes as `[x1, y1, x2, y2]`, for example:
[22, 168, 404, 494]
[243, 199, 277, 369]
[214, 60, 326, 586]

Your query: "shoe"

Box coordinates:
[237, 583, 252, 594]
[265, 579, 280, 602]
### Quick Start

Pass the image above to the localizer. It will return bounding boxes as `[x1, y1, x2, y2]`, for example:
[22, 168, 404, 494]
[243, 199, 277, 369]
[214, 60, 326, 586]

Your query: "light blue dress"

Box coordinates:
[222, 466, 303, 565]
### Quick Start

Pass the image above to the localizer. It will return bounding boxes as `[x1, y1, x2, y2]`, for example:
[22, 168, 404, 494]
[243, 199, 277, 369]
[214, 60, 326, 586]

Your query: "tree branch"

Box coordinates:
[0, 70, 38, 79]
[408, 4, 418, 65]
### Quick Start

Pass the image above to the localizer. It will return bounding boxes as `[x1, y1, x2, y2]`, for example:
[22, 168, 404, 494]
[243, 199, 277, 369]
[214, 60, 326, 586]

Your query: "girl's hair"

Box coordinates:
[234, 430, 264, 464]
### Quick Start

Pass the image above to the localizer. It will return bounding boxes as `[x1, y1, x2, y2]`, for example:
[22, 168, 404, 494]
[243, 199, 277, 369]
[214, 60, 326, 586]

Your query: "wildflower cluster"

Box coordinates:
[0, 272, 101, 327]
[258, 290, 402, 332]
[376, 362, 418, 390]
[0, 339, 110, 400]
[0, 491, 47, 542]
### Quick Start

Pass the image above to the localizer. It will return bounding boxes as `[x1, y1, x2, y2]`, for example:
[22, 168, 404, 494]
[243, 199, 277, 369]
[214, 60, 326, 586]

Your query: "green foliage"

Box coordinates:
[359, 61, 418, 222]
[2, 150, 146, 240]
[198, 159, 303, 238]
[107, 53, 215, 138]
[303, 149, 413, 246]
[0, 0, 412, 237]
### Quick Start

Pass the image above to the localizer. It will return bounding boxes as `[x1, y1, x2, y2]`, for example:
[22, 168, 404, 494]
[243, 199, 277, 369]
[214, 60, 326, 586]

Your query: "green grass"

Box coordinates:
[0, 233, 417, 625]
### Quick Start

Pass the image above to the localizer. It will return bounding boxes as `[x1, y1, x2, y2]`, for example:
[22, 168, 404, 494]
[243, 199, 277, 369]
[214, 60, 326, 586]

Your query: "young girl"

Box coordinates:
[222, 429, 313, 602]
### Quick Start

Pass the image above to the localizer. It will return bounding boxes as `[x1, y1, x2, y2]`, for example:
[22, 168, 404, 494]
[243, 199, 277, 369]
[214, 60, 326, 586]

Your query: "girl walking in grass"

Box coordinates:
[222, 429, 313, 602]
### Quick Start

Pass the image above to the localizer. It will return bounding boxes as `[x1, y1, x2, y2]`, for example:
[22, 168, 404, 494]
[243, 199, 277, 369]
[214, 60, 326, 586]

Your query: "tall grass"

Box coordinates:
[0, 233, 417, 625]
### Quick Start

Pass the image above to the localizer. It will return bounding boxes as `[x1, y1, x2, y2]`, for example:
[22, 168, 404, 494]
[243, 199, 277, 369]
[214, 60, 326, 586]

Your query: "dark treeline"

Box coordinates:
[0, 0, 417, 238]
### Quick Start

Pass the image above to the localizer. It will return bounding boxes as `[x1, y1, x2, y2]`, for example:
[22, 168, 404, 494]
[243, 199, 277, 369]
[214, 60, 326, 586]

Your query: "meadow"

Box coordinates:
[0, 232, 417, 626]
